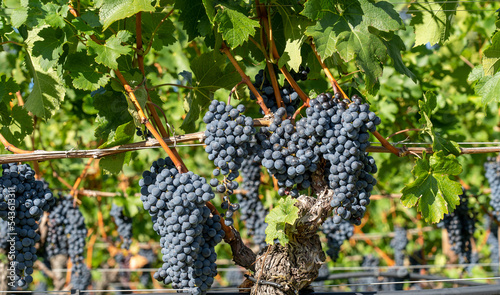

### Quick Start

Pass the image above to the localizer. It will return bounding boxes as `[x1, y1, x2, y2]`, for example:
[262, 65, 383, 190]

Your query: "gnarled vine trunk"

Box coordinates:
[250, 170, 334, 294]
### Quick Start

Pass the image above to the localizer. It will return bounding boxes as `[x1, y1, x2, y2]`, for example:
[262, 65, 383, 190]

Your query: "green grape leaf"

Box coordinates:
[66, 52, 110, 91]
[93, 89, 133, 143]
[383, 35, 417, 82]
[276, 6, 312, 71]
[468, 65, 484, 82]
[418, 92, 460, 156]
[409, 0, 457, 47]
[265, 196, 299, 245]
[99, 120, 135, 148]
[174, 0, 211, 40]
[180, 51, 241, 132]
[100, 152, 131, 174]
[0, 76, 19, 104]
[401, 151, 462, 223]
[10, 105, 34, 139]
[214, 7, 259, 49]
[202, 0, 216, 24]
[24, 29, 65, 119]
[303, 0, 403, 89]
[3, 0, 28, 27]
[31, 26, 67, 71]
[42, 2, 69, 28]
[97, 0, 155, 31]
[87, 30, 132, 70]
[141, 13, 176, 51]
[469, 70, 500, 105]
[483, 32, 500, 76]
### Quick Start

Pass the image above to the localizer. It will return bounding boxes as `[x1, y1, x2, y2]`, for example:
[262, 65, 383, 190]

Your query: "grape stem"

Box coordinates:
[309, 40, 348, 99]
[71, 158, 94, 206]
[386, 128, 422, 139]
[0, 133, 32, 154]
[136, 12, 145, 75]
[221, 44, 272, 116]
[371, 130, 402, 156]
[266, 60, 285, 109]
[256, 1, 310, 106]
[135, 12, 185, 167]
[228, 80, 244, 105]
[114, 70, 188, 173]
[292, 103, 307, 121]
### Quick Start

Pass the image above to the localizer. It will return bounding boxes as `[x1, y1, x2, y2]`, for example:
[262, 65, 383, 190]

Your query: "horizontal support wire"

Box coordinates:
[3, 133, 500, 163]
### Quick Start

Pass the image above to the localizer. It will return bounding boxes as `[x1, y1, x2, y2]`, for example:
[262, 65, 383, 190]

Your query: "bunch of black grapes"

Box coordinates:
[485, 158, 500, 222]
[321, 216, 353, 262]
[441, 191, 475, 269]
[139, 157, 225, 295]
[0, 163, 55, 287]
[250, 66, 309, 115]
[203, 100, 255, 226]
[254, 93, 380, 225]
[110, 204, 133, 249]
[236, 155, 267, 250]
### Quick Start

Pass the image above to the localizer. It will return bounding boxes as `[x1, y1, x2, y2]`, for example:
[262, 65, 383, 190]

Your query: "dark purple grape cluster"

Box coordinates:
[323, 94, 380, 225]
[236, 156, 267, 250]
[139, 157, 225, 295]
[46, 195, 89, 290]
[203, 100, 255, 226]
[441, 191, 475, 267]
[0, 163, 55, 287]
[485, 158, 500, 222]
[136, 126, 153, 140]
[390, 226, 408, 266]
[110, 204, 133, 249]
[65, 196, 89, 290]
[250, 67, 308, 115]
[321, 216, 353, 262]
[0, 218, 9, 250]
[46, 196, 69, 258]
[255, 107, 317, 197]
[485, 216, 499, 274]
[254, 93, 380, 225]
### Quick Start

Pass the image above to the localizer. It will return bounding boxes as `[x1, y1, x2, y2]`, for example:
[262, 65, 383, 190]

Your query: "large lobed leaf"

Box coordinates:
[409, 0, 457, 47]
[24, 28, 65, 119]
[302, 0, 410, 90]
[214, 6, 259, 49]
[401, 151, 462, 223]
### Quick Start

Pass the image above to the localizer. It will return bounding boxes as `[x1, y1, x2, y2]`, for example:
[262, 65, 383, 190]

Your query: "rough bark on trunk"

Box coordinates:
[250, 169, 334, 294]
